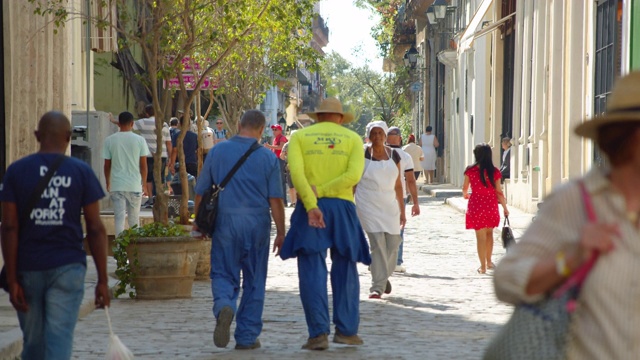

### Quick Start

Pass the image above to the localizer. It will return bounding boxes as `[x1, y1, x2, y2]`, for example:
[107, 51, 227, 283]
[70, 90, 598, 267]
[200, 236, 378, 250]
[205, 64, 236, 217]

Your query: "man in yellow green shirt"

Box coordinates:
[279, 98, 371, 351]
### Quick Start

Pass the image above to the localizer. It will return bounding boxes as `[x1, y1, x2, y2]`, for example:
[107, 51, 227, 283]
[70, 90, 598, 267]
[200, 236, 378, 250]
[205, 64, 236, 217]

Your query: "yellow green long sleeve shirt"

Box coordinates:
[288, 122, 365, 211]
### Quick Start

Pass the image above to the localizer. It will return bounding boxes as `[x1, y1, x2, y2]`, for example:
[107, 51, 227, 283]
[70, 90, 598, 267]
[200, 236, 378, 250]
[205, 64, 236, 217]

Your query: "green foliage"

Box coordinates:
[391, 113, 413, 143]
[354, 0, 404, 58]
[27, 0, 320, 224]
[319, 51, 412, 138]
[212, 0, 319, 132]
[112, 222, 188, 299]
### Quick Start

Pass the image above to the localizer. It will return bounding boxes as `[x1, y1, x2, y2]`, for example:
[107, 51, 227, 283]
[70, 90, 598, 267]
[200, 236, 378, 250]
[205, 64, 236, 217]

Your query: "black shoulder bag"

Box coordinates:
[195, 142, 261, 234]
[1, 155, 66, 292]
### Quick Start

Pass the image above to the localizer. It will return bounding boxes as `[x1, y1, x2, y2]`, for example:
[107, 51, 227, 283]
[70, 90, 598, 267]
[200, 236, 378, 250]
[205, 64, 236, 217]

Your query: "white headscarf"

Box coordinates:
[366, 120, 389, 139]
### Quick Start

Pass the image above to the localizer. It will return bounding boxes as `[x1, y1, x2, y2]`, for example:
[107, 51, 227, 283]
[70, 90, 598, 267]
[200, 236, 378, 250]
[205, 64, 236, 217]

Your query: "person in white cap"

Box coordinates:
[356, 121, 406, 299]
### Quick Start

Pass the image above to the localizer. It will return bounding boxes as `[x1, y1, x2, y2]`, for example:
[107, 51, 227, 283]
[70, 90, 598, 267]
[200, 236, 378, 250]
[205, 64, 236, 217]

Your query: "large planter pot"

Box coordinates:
[127, 236, 202, 300]
[195, 238, 212, 281]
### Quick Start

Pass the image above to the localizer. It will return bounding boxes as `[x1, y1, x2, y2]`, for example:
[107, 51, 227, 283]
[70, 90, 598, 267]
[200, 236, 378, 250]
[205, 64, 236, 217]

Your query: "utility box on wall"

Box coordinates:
[71, 110, 117, 210]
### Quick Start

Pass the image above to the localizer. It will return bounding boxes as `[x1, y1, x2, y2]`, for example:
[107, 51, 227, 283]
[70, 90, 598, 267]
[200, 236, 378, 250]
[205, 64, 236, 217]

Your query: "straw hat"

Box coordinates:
[306, 97, 355, 123]
[575, 72, 640, 139]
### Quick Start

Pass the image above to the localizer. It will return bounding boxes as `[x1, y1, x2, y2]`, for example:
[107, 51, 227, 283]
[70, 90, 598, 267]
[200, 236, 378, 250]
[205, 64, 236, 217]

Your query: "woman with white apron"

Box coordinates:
[356, 121, 407, 299]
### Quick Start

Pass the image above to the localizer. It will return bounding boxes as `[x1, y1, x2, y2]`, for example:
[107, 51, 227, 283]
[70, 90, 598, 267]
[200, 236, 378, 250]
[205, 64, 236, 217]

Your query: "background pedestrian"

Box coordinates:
[420, 126, 439, 184]
[403, 134, 424, 183]
[103, 111, 149, 236]
[462, 144, 509, 274]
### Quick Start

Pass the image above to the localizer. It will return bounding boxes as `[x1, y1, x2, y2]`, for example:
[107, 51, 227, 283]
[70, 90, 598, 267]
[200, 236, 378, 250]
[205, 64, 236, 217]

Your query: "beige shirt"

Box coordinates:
[402, 143, 424, 172]
[494, 167, 640, 360]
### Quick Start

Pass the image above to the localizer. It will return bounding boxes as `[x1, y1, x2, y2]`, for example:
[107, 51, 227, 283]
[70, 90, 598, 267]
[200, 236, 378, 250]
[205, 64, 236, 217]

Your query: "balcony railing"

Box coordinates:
[393, 21, 416, 45]
[313, 15, 329, 47]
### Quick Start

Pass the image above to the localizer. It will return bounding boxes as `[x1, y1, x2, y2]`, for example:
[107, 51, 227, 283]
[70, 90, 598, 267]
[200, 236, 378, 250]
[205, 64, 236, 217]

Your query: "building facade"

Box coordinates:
[403, 0, 640, 212]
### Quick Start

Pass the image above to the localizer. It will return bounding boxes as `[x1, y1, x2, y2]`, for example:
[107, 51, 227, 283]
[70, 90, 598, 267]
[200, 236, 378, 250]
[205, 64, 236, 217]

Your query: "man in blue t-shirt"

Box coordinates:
[169, 117, 199, 178]
[0, 111, 110, 359]
[193, 110, 284, 350]
[103, 111, 150, 236]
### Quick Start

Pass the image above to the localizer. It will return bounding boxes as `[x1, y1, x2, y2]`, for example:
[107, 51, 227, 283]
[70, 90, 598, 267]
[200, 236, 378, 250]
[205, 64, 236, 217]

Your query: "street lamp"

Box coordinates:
[404, 45, 419, 68]
[433, 0, 448, 20]
[426, 6, 437, 25]
[278, 116, 286, 129]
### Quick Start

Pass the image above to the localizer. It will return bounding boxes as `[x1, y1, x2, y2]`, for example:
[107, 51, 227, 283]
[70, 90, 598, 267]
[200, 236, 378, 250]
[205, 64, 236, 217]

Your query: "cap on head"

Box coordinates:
[387, 126, 401, 136]
[271, 124, 283, 131]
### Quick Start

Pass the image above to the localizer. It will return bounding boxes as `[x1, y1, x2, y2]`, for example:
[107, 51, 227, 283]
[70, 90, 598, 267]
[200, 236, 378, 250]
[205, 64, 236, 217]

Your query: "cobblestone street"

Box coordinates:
[67, 195, 518, 360]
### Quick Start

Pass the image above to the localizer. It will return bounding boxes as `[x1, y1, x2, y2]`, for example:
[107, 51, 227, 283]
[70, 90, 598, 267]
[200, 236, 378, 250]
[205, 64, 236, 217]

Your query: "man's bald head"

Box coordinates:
[36, 111, 72, 151]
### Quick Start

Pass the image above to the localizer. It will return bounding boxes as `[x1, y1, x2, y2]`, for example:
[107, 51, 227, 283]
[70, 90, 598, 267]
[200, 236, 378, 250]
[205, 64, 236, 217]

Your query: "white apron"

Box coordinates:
[355, 147, 401, 235]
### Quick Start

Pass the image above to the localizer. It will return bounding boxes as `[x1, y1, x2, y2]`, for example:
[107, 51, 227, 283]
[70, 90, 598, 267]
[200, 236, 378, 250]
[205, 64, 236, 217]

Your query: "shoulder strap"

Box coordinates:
[553, 181, 600, 296]
[218, 142, 261, 189]
[21, 155, 66, 223]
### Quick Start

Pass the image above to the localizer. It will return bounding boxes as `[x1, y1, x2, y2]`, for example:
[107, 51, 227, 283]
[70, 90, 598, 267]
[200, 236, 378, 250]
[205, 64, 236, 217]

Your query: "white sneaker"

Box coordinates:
[394, 265, 406, 273]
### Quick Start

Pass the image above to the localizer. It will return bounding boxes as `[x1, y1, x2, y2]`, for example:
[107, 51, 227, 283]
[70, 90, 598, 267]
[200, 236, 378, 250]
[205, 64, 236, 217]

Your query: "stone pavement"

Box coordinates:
[1, 189, 536, 360]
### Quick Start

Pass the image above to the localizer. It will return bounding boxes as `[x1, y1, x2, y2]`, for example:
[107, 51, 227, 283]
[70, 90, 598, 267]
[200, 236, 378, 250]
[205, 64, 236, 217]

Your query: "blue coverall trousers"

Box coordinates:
[297, 249, 361, 338]
[210, 210, 271, 346]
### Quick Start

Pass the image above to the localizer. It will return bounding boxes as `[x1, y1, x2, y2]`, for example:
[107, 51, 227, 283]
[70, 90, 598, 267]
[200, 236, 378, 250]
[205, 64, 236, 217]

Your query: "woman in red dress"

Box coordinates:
[462, 144, 509, 274]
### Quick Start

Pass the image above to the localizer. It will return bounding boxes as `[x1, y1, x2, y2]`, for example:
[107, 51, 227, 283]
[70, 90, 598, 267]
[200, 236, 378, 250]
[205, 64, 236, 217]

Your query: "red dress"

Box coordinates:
[465, 166, 502, 230]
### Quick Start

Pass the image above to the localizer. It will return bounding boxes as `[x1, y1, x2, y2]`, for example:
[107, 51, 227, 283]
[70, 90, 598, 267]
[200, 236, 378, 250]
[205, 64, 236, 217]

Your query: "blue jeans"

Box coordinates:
[111, 191, 142, 236]
[397, 198, 408, 265]
[17, 263, 86, 360]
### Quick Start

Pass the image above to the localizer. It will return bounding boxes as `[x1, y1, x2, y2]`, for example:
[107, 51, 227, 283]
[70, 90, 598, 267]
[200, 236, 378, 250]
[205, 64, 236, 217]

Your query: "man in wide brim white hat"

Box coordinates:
[306, 97, 355, 124]
[279, 96, 371, 350]
[575, 72, 640, 139]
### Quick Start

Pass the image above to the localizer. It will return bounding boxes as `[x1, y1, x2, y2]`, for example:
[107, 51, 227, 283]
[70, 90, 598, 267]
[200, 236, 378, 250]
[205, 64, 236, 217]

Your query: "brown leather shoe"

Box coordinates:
[333, 330, 364, 345]
[301, 334, 329, 350]
[235, 339, 261, 350]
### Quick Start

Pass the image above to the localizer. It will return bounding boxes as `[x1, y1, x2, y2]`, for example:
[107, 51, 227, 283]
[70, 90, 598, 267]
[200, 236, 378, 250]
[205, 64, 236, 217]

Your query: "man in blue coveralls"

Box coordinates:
[193, 110, 285, 350]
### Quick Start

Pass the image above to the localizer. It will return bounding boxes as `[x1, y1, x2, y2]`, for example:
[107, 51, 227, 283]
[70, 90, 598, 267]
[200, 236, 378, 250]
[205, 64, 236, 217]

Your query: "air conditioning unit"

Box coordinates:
[71, 110, 118, 210]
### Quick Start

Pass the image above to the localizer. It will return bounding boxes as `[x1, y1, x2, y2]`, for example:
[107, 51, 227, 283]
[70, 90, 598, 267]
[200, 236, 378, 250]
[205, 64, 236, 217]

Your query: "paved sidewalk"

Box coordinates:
[1, 192, 536, 359]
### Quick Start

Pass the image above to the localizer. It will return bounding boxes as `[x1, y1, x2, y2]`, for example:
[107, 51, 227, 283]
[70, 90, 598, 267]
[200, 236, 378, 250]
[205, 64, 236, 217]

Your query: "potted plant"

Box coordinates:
[113, 222, 202, 300]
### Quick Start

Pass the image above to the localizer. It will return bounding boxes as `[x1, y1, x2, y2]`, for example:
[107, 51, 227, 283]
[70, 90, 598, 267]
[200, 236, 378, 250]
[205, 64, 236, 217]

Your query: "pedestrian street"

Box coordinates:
[68, 195, 516, 360]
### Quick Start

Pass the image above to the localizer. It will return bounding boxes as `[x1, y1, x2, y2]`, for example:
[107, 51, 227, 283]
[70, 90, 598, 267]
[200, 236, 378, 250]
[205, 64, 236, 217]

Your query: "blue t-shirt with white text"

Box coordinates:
[0, 153, 105, 271]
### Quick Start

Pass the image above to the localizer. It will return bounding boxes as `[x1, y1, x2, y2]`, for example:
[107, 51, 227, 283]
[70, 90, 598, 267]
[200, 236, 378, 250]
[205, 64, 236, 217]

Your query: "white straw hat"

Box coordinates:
[306, 97, 355, 123]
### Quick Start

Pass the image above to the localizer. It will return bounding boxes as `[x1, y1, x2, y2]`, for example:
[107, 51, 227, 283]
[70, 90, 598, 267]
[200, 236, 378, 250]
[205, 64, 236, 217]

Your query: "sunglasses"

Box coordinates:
[388, 132, 400, 136]
[216, 122, 223, 124]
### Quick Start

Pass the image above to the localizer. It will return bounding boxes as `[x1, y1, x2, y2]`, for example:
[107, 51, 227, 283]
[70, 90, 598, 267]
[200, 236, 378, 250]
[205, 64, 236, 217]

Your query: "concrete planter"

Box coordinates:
[126, 236, 202, 299]
[177, 224, 211, 281]
[195, 239, 212, 281]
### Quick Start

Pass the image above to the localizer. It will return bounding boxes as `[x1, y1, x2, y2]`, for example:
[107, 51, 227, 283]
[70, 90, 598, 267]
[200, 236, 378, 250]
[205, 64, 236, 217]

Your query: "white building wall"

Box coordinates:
[501, 0, 597, 212]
